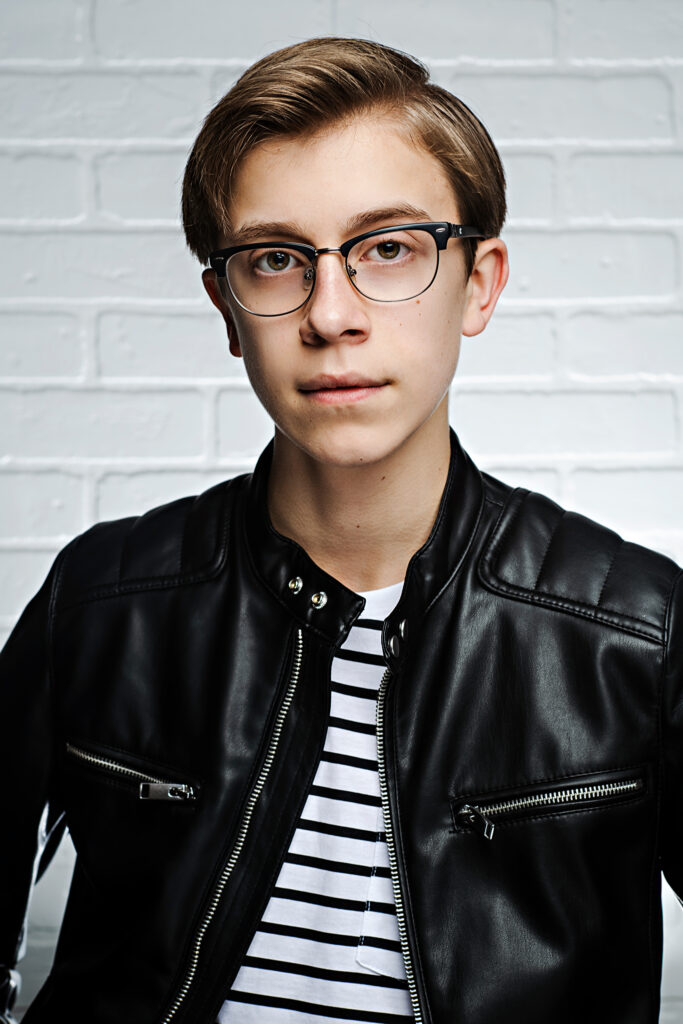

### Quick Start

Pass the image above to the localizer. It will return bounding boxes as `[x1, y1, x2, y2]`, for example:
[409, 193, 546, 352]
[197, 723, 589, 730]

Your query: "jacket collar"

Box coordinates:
[243, 429, 484, 659]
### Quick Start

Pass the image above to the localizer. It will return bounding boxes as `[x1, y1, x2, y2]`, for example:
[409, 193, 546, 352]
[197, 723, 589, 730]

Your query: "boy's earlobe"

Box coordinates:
[461, 239, 509, 339]
[201, 268, 243, 357]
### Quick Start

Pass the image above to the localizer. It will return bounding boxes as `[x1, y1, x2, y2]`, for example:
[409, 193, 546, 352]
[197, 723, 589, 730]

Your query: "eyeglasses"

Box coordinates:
[208, 221, 484, 317]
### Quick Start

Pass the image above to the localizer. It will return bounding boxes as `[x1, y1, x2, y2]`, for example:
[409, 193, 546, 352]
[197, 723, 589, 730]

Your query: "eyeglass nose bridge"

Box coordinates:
[303, 246, 359, 292]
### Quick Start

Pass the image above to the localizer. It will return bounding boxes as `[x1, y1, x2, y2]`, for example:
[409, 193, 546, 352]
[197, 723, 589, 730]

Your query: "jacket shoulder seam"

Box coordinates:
[479, 489, 667, 644]
[480, 574, 664, 643]
[57, 480, 236, 611]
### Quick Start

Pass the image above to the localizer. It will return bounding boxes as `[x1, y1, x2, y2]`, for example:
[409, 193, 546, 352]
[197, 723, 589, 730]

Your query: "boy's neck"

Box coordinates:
[266, 407, 452, 593]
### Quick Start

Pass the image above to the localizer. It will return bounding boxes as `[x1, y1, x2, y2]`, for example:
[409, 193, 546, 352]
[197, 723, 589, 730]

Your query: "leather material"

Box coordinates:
[2, 430, 681, 1023]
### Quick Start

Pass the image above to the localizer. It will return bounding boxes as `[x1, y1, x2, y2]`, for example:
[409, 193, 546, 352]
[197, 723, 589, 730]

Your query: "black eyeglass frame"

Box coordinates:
[208, 221, 485, 317]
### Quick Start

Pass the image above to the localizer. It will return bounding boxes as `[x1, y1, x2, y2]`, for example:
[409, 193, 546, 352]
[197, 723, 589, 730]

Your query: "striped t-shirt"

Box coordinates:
[218, 581, 413, 1023]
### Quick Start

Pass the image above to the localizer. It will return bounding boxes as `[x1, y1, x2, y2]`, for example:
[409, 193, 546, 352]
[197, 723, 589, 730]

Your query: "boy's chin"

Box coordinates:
[280, 423, 421, 471]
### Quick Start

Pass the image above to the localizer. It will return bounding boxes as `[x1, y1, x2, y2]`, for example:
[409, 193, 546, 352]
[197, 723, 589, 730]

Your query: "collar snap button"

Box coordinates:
[288, 576, 303, 594]
[398, 618, 408, 639]
[311, 591, 328, 610]
[388, 634, 400, 657]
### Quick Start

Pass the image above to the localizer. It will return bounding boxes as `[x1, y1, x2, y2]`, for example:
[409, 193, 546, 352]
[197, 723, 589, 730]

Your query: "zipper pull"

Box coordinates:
[139, 783, 196, 802]
[458, 803, 495, 840]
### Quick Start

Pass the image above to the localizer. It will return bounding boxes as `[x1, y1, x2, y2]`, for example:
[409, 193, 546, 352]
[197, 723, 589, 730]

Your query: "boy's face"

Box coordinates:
[203, 114, 506, 469]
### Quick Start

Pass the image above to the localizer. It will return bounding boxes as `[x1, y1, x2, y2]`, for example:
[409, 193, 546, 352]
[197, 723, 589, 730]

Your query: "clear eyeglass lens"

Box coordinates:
[347, 228, 438, 302]
[226, 247, 314, 316]
[225, 229, 438, 315]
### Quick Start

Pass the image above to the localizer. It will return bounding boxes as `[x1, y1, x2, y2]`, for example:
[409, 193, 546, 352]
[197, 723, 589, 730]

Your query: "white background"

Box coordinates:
[2, 0, 683, 1017]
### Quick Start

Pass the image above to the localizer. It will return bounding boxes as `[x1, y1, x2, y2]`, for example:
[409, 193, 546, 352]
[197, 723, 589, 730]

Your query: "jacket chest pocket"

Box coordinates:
[450, 766, 645, 841]
[65, 741, 199, 803]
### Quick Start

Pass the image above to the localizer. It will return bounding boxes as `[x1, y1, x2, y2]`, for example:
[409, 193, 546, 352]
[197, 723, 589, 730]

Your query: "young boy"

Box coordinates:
[2, 36, 682, 1024]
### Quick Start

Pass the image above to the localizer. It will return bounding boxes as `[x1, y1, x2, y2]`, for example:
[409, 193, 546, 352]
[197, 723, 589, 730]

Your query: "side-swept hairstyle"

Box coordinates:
[182, 37, 506, 276]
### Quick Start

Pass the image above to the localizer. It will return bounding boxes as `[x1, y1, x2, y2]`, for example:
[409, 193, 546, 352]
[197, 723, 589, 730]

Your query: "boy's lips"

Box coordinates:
[298, 373, 388, 405]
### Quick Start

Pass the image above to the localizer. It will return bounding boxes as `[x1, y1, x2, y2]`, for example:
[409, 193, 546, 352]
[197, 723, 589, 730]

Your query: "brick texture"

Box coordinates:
[0, 72, 205, 139]
[0, 314, 82, 377]
[336, 0, 555, 60]
[568, 153, 683, 220]
[437, 72, 674, 141]
[0, 0, 85, 60]
[3, 2, 683, 1018]
[0, 154, 83, 220]
[0, 231, 203, 300]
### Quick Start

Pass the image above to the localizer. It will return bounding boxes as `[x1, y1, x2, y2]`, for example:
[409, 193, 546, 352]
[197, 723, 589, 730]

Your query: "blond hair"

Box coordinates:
[182, 37, 506, 276]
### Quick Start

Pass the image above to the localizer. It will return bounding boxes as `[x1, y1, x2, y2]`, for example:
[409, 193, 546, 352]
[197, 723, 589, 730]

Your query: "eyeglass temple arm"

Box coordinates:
[450, 225, 486, 239]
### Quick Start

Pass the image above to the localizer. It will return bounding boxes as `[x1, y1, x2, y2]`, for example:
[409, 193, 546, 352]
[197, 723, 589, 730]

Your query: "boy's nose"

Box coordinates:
[299, 252, 371, 346]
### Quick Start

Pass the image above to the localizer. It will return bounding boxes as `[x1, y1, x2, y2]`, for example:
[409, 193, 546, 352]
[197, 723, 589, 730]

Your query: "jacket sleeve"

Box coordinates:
[0, 551, 66, 1004]
[661, 567, 683, 899]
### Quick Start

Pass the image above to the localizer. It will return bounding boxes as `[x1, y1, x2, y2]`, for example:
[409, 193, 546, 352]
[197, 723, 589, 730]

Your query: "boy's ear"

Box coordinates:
[202, 269, 242, 357]
[461, 238, 509, 338]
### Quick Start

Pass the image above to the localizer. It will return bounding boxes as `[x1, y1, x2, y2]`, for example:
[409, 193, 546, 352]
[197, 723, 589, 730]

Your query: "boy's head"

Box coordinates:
[182, 38, 509, 471]
[182, 37, 506, 278]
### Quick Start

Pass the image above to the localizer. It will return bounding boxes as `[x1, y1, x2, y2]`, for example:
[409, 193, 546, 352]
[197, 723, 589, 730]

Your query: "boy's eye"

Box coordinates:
[355, 235, 413, 264]
[255, 250, 296, 273]
[375, 240, 402, 260]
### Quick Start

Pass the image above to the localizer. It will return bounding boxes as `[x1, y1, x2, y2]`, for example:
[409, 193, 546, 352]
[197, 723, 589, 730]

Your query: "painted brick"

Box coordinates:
[641, 534, 683, 566]
[2, 388, 205, 458]
[18, 837, 75, 1013]
[478, 465, 561, 502]
[571, 468, 683, 532]
[450, 390, 676, 456]
[217, 387, 275, 459]
[504, 230, 676, 300]
[97, 469, 234, 520]
[0, 154, 83, 220]
[93, 0, 332, 59]
[207, 66, 249, 107]
[663, 879, 683, 998]
[0, 0, 84, 60]
[97, 312, 244, 378]
[0, 231, 203, 300]
[0, 472, 83, 538]
[15, 940, 56, 1016]
[24, 837, 74, 932]
[456, 314, 555, 378]
[503, 154, 555, 222]
[562, 0, 683, 59]
[672, 70, 683, 147]
[563, 313, 683, 377]
[0, 550, 55, 617]
[336, 0, 554, 60]
[568, 154, 683, 220]
[441, 73, 673, 142]
[0, 73, 204, 140]
[0, 314, 81, 377]
[95, 151, 186, 222]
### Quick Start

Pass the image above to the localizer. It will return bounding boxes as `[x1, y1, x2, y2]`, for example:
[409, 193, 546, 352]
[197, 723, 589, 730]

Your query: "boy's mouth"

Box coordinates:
[298, 374, 388, 405]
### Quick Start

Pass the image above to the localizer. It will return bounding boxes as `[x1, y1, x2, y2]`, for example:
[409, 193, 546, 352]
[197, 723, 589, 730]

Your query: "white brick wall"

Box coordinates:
[2, 0, 682, 1016]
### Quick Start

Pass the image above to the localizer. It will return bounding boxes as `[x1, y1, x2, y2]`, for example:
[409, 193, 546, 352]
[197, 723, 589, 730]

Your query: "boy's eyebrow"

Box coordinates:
[228, 204, 435, 246]
[344, 204, 434, 236]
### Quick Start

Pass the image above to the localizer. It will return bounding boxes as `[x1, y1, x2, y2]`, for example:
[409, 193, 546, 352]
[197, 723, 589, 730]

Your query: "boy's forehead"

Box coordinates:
[225, 114, 460, 243]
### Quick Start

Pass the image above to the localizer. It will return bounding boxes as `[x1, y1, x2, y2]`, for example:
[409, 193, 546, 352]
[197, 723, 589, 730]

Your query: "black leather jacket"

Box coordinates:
[3, 431, 683, 1024]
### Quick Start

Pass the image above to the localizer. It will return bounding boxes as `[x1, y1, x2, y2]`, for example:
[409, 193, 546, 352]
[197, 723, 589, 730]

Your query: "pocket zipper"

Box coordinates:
[455, 774, 644, 841]
[65, 742, 197, 802]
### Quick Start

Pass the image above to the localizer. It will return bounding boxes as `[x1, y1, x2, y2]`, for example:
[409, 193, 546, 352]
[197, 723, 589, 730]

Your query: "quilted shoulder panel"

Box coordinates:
[57, 476, 242, 607]
[480, 488, 678, 643]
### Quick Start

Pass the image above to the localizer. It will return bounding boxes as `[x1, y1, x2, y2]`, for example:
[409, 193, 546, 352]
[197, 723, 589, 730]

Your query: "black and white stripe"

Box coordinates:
[218, 582, 412, 1023]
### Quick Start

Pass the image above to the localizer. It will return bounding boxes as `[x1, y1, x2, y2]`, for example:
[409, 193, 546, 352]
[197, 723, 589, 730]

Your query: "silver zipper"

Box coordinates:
[377, 669, 423, 1024]
[65, 742, 196, 802]
[161, 628, 304, 1024]
[457, 776, 643, 841]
